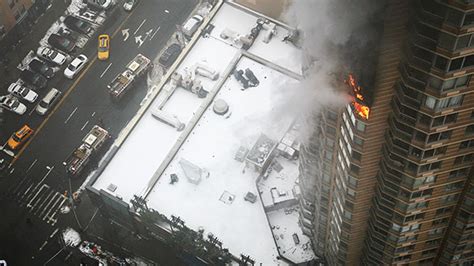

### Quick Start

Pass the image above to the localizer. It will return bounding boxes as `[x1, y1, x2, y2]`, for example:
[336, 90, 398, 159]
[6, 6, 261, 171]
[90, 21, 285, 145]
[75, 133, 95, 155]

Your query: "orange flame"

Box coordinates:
[346, 73, 370, 120]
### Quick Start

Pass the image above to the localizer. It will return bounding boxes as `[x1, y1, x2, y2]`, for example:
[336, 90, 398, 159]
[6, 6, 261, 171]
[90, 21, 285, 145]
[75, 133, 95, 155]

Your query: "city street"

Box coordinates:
[0, 0, 198, 264]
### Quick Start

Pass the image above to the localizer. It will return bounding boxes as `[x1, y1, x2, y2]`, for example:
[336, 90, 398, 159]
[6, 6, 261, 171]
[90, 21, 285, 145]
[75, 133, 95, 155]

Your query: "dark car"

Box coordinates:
[64, 16, 93, 35]
[48, 34, 76, 53]
[20, 70, 48, 89]
[159, 43, 182, 68]
[28, 59, 54, 79]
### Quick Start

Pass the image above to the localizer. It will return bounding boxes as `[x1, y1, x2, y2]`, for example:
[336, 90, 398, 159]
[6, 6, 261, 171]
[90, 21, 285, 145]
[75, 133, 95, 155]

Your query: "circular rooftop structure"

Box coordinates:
[213, 99, 229, 115]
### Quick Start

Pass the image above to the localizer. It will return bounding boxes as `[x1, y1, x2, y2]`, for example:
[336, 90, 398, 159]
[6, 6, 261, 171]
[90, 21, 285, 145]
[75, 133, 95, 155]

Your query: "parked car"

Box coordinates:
[182, 15, 203, 38]
[37, 46, 67, 66]
[7, 83, 38, 103]
[64, 16, 93, 35]
[0, 95, 27, 115]
[36, 88, 61, 115]
[48, 34, 76, 53]
[28, 59, 54, 79]
[159, 43, 182, 68]
[87, 0, 113, 10]
[64, 54, 88, 79]
[123, 0, 139, 11]
[7, 125, 34, 150]
[98, 34, 110, 60]
[20, 69, 47, 89]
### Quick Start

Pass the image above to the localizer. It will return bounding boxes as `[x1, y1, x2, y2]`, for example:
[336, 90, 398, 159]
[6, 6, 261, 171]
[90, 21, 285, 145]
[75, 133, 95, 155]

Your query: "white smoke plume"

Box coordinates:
[280, 0, 384, 139]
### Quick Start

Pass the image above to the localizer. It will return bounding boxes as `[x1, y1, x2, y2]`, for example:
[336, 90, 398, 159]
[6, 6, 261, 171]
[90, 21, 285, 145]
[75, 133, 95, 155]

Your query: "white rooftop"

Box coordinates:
[91, 2, 309, 264]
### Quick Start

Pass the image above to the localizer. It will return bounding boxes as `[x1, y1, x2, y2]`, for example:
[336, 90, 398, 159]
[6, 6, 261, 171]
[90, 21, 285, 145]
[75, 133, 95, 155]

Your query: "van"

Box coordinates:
[182, 15, 203, 38]
[36, 88, 61, 115]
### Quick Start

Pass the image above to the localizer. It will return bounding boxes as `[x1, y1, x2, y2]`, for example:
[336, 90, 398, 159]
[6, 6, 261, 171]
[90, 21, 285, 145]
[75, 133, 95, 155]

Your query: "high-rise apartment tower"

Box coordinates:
[299, 0, 474, 265]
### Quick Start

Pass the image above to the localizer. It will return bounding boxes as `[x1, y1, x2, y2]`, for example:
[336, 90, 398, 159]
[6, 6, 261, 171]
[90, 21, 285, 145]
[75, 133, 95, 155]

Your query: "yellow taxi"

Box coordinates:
[7, 125, 34, 150]
[98, 34, 110, 60]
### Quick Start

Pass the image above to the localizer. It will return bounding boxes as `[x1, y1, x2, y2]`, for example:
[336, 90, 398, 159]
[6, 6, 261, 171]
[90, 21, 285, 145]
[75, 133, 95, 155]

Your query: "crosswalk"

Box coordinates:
[10, 177, 67, 226]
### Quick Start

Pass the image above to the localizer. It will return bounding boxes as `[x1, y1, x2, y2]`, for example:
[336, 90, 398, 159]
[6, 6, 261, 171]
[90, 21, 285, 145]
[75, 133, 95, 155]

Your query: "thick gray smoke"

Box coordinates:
[280, 0, 384, 140]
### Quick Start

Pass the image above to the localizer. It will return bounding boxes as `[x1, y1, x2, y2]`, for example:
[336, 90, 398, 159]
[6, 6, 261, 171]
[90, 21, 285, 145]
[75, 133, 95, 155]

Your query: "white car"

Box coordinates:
[123, 0, 139, 11]
[7, 83, 38, 103]
[37, 46, 67, 66]
[64, 54, 88, 79]
[0, 95, 27, 115]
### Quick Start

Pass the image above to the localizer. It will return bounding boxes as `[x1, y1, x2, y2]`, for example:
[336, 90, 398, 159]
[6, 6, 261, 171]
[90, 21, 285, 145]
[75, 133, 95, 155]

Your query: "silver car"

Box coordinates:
[0, 95, 27, 115]
[7, 83, 38, 103]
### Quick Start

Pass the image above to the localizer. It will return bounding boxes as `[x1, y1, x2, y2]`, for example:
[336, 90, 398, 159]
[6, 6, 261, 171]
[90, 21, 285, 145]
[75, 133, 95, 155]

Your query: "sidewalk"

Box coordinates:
[0, 0, 68, 92]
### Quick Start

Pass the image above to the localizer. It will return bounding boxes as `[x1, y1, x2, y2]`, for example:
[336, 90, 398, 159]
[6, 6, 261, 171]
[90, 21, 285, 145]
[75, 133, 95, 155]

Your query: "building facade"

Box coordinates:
[299, 0, 474, 265]
[0, 0, 50, 44]
[0, 0, 33, 37]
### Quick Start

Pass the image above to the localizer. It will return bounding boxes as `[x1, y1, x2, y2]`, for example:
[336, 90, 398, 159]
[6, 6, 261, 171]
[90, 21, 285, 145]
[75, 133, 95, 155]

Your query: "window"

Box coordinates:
[464, 12, 474, 26]
[449, 168, 470, 178]
[422, 147, 447, 158]
[436, 206, 453, 215]
[400, 188, 433, 199]
[432, 113, 458, 127]
[446, 8, 464, 27]
[438, 32, 456, 50]
[428, 227, 445, 235]
[354, 136, 364, 146]
[454, 153, 474, 165]
[441, 194, 459, 204]
[355, 120, 366, 132]
[466, 125, 474, 135]
[419, 162, 442, 172]
[434, 56, 449, 71]
[427, 131, 451, 143]
[422, 248, 437, 256]
[445, 181, 465, 192]
[425, 239, 440, 246]
[424, 95, 463, 111]
[396, 245, 415, 253]
[429, 76, 469, 92]
[459, 139, 474, 149]
[434, 218, 449, 225]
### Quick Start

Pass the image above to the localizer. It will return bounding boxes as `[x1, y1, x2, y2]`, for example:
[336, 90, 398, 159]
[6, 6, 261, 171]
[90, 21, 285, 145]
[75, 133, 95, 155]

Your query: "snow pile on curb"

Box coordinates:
[63, 227, 81, 247]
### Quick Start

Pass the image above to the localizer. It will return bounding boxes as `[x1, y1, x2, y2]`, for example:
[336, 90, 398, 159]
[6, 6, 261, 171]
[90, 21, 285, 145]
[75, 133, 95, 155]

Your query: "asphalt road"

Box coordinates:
[0, 0, 198, 264]
[5, 0, 196, 190]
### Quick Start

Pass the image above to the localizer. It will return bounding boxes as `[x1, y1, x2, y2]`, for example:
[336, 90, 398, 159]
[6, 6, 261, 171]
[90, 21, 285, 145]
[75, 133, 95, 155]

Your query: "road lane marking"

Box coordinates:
[26, 158, 38, 173]
[39, 165, 54, 184]
[134, 19, 147, 35]
[39, 192, 62, 217]
[39, 240, 48, 251]
[21, 183, 35, 197]
[29, 104, 38, 116]
[43, 196, 65, 221]
[27, 183, 47, 208]
[32, 189, 55, 213]
[121, 28, 130, 41]
[100, 62, 113, 78]
[64, 107, 78, 124]
[81, 120, 89, 131]
[150, 26, 161, 40]
[11, 7, 138, 165]
[91, 111, 96, 117]
[50, 228, 58, 238]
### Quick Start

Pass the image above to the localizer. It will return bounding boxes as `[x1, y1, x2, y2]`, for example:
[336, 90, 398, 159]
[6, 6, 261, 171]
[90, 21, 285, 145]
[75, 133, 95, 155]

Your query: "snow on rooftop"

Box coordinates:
[209, 3, 303, 75]
[91, 2, 309, 263]
[146, 56, 299, 264]
[92, 36, 237, 203]
[268, 209, 316, 263]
